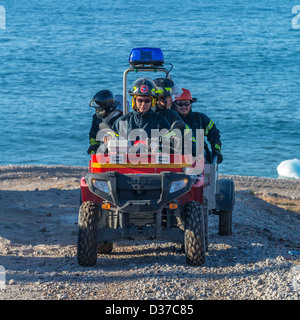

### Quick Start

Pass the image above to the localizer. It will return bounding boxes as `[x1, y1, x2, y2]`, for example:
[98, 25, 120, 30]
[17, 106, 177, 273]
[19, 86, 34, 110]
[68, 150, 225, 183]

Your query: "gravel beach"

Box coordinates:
[0, 165, 299, 300]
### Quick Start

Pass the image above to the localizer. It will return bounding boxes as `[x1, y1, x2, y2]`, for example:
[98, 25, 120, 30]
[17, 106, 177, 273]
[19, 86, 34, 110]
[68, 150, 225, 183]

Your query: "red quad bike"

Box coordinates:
[77, 48, 235, 267]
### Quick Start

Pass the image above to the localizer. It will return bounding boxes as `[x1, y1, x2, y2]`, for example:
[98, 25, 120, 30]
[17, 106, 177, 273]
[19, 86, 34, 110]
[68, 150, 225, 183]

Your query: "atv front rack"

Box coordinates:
[84, 170, 197, 214]
[89, 153, 195, 174]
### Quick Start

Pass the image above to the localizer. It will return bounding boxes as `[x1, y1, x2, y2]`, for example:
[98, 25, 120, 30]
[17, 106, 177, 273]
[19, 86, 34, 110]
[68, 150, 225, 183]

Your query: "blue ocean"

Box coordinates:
[0, 0, 299, 178]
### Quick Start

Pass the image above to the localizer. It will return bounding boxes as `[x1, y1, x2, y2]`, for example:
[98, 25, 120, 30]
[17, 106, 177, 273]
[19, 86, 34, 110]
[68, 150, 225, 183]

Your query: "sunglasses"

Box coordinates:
[136, 98, 151, 104]
[176, 102, 191, 107]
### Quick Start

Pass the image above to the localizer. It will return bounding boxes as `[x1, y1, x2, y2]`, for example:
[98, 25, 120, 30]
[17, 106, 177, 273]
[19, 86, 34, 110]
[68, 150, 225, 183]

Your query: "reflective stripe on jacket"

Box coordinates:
[178, 111, 221, 151]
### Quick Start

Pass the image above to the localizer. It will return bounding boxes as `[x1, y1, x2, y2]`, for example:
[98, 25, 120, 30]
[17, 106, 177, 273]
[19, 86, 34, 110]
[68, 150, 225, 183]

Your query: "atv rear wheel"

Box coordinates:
[219, 210, 232, 236]
[204, 208, 209, 252]
[77, 201, 100, 266]
[184, 201, 206, 266]
[216, 179, 234, 236]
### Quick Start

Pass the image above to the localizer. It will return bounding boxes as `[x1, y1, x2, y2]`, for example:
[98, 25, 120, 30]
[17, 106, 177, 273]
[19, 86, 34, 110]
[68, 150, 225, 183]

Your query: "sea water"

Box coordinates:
[0, 0, 299, 178]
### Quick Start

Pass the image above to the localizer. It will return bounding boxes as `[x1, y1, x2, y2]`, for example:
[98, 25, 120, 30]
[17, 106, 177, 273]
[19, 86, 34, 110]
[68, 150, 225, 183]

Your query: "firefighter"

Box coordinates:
[153, 77, 182, 125]
[175, 88, 223, 163]
[112, 78, 170, 138]
[87, 90, 122, 155]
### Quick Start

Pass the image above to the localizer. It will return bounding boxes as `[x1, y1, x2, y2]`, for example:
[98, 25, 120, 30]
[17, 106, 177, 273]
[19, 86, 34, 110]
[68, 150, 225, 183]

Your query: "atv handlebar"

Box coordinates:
[213, 155, 218, 165]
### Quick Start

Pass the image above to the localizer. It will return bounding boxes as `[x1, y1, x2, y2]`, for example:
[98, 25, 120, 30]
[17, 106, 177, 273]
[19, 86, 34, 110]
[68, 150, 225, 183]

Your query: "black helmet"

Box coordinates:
[89, 90, 116, 118]
[128, 78, 157, 97]
[154, 78, 175, 97]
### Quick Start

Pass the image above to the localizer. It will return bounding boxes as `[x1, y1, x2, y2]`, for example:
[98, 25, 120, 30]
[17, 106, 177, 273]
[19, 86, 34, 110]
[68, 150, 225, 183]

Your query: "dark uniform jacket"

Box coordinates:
[89, 110, 123, 143]
[154, 105, 198, 154]
[178, 111, 221, 162]
[154, 106, 182, 125]
[87, 110, 123, 154]
[112, 108, 170, 139]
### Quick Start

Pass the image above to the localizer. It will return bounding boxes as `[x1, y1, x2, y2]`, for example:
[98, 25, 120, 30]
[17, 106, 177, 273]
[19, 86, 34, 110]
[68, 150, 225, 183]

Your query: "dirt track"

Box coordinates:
[0, 165, 299, 300]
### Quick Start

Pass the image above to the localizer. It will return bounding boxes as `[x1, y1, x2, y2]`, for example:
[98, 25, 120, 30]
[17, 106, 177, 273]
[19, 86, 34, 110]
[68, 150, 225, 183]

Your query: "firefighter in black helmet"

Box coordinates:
[87, 90, 122, 155]
[129, 78, 157, 111]
[112, 78, 170, 138]
[154, 77, 186, 125]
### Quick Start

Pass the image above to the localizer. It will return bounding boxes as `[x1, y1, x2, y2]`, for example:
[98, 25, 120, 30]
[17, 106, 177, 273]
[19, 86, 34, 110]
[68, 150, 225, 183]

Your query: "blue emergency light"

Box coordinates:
[129, 47, 164, 66]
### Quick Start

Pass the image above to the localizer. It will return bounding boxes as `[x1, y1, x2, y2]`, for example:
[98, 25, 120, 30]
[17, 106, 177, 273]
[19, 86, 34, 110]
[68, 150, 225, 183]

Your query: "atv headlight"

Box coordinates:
[92, 179, 110, 194]
[170, 178, 188, 193]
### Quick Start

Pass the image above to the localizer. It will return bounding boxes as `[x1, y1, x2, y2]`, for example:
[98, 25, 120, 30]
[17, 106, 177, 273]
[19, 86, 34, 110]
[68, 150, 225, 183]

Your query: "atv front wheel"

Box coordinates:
[77, 201, 100, 266]
[184, 201, 206, 266]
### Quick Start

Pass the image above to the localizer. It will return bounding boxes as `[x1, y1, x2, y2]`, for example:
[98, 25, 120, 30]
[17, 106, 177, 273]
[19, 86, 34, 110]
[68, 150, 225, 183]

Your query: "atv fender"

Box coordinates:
[215, 179, 235, 212]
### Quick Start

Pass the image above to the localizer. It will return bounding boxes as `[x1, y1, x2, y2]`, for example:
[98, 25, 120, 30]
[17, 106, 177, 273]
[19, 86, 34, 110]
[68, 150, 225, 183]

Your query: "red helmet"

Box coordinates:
[175, 88, 197, 103]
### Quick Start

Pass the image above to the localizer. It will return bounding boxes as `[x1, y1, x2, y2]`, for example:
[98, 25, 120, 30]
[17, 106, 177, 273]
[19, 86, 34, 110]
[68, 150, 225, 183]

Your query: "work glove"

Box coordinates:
[87, 144, 99, 155]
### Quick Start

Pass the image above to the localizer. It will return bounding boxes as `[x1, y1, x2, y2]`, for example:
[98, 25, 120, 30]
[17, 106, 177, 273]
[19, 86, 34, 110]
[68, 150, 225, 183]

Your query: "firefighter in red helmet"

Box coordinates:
[175, 88, 223, 164]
